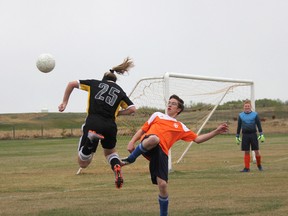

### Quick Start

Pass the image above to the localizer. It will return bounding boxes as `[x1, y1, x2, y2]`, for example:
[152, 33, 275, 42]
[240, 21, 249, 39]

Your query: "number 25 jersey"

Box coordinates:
[79, 79, 134, 120]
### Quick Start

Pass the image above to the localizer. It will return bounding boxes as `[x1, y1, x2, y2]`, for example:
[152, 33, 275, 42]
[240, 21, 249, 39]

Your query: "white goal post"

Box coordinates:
[120, 72, 256, 171]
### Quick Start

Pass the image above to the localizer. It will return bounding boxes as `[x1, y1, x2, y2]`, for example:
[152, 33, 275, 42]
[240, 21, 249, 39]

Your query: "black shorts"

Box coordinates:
[79, 114, 117, 150]
[143, 145, 168, 185]
[241, 133, 259, 151]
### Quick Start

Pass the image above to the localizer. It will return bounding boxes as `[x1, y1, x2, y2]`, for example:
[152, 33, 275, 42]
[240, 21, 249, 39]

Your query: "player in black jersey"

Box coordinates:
[58, 57, 136, 188]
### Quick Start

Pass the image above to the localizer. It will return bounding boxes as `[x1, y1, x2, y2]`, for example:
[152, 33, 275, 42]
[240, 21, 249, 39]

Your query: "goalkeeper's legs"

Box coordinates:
[241, 151, 250, 172]
[254, 150, 263, 171]
[250, 134, 263, 171]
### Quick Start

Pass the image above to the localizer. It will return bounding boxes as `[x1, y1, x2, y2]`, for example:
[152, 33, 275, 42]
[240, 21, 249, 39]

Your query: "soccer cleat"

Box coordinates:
[257, 165, 263, 171]
[113, 164, 123, 189]
[120, 157, 132, 166]
[240, 168, 250, 172]
[88, 130, 104, 141]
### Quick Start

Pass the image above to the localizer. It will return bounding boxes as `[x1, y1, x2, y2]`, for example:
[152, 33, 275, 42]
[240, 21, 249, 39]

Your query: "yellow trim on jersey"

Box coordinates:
[79, 83, 91, 113]
[115, 100, 129, 119]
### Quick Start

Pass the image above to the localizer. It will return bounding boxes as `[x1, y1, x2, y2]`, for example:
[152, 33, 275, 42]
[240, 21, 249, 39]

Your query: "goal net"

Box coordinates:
[117, 72, 254, 170]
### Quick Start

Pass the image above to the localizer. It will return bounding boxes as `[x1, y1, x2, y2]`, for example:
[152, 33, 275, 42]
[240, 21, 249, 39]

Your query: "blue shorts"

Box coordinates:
[241, 133, 259, 151]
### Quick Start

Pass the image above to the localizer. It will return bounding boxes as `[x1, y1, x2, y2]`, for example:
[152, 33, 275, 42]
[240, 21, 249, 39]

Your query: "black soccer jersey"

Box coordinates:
[79, 79, 134, 120]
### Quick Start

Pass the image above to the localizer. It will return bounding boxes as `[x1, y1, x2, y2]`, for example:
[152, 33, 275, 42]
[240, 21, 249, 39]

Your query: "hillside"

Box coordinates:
[0, 106, 287, 139]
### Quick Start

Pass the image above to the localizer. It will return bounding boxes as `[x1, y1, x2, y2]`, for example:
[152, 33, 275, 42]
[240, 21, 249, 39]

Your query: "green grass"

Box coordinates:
[0, 135, 288, 215]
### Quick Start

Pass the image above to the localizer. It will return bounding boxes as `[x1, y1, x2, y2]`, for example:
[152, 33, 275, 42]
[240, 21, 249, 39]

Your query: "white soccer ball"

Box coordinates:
[36, 53, 55, 73]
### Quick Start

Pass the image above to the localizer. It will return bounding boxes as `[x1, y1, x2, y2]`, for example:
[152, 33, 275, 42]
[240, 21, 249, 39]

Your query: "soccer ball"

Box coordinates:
[36, 53, 55, 73]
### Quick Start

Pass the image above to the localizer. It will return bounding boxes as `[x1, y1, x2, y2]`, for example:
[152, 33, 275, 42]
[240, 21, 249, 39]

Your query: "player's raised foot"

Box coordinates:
[88, 130, 104, 141]
[240, 168, 250, 172]
[113, 164, 123, 189]
[120, 157, 133, 166]
[257, 165, 263, 171]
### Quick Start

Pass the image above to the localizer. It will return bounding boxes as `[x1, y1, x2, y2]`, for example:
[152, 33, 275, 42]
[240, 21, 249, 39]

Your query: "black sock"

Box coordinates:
[81, 145, 92, 155]
[110, 158, 120, 170]
[82, 137, 98, 155]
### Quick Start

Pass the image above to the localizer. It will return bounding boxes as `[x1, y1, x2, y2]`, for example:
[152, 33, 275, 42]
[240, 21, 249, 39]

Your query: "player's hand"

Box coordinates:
[235, 136, 241, 145]
[58, 102, 67, 112]
[216, 122, 229, 134]
[258, 134, 265, 143]
[127, 141, 135, 153]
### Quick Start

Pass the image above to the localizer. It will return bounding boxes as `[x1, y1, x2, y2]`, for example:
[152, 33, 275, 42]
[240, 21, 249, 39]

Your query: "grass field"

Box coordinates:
[0, 135, 288, 216]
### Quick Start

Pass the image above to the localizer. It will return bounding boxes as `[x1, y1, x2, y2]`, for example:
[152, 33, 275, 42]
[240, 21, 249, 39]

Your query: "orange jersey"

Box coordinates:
[141, 112, 198, 155]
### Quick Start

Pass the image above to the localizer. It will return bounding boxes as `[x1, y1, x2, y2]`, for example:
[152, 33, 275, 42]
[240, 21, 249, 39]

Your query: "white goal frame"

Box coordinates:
[128, 72, 256, 171]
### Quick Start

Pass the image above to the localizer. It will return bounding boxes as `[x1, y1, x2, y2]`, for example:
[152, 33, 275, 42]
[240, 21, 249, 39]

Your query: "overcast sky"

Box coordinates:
[1, 0, 287, 114]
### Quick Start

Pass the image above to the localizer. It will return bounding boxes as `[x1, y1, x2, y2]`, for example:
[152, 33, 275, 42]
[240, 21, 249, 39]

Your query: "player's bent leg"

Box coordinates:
[78, 148, 94, 168]
[76, 130, 103, 171]
[121, 135, 159, 166]
[82, 130, 103, 155]
[144, 135, 160, 149]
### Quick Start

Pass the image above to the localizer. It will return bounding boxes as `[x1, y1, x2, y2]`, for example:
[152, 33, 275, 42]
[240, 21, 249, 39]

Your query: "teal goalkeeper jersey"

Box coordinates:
[236, 111, 263, 134]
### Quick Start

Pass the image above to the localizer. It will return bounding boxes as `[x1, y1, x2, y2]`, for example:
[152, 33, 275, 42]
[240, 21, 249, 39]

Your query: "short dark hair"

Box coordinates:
[169, 94, 184, 115]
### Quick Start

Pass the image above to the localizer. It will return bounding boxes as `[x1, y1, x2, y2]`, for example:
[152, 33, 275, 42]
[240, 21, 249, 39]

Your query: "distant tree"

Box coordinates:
[218, 98, 287, 110]
[256, 98, 284, 107]
[181, 98, 287, 111]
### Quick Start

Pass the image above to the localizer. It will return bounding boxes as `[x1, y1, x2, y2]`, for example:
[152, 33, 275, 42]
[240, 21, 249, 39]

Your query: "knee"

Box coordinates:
[158, 180, 167, 190]
[146, 135, 160, 148]
[157, 179, 168, 196]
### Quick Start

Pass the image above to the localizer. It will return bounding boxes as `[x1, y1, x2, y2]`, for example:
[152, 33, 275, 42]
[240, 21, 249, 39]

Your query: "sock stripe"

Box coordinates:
[106, 153, 120, 164]
[158, 195, 169, 201]
[139, 143, 148, 152]
[78, 147, 93, 161]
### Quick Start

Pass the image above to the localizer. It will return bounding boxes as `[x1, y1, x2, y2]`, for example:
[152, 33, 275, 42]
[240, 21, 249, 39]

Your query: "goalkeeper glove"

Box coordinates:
[235, 136, 241, 145]
[258, 134, 265, 143]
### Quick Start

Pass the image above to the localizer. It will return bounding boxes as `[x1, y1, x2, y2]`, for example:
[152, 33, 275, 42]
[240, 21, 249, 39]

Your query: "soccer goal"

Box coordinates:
[117, 72, 255, 171]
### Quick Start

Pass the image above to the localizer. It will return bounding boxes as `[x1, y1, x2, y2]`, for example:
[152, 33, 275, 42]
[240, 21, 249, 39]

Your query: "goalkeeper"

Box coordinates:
[236, 99, 265, 172]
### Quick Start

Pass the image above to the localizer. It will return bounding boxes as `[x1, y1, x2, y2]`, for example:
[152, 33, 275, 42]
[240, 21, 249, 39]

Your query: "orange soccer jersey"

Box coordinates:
[141, 112, 198, 155]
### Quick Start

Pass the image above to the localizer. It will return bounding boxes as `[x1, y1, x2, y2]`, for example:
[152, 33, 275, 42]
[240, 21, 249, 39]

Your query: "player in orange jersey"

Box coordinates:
[121, 94, 228, 216]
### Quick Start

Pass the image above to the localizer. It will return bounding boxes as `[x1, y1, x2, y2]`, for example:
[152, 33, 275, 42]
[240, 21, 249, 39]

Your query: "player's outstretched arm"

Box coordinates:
[194, 122, 229, 144]
[58, 81, 79, 112]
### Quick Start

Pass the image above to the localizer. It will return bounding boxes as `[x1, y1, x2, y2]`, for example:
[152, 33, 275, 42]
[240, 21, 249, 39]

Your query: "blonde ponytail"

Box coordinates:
[103, 57, 134, 82]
